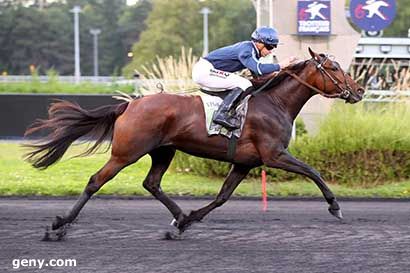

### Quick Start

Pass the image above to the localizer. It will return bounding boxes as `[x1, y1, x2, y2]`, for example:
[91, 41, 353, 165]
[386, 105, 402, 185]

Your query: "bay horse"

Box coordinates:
[25, 48, 364, 239]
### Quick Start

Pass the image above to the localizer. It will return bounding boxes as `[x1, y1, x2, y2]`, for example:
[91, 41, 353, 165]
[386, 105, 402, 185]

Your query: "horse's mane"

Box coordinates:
[251, 60, 309, 92]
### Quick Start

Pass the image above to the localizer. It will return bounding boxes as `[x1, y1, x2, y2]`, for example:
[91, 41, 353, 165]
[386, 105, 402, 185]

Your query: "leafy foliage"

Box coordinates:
[123, 0, 256, 74]
[174, 103, 410, 185]
[0, 0, 151, 76]
[0, 81, 134, 94]
[383, 0, 410, 37]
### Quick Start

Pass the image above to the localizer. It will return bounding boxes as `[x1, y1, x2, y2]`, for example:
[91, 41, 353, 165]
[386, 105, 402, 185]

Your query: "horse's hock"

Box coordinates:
[255, 0, 360, 133]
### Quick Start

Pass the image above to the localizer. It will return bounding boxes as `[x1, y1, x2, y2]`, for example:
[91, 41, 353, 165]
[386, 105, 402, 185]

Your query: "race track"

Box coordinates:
[1, 198, 409, 273]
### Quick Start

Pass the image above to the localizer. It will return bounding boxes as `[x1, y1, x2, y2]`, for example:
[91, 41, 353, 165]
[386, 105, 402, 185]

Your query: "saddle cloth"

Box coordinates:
[200, 93, 251, 139]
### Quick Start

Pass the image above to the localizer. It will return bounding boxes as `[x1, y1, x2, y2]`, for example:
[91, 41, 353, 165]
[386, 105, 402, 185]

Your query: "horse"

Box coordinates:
[24, 48, 364, 240]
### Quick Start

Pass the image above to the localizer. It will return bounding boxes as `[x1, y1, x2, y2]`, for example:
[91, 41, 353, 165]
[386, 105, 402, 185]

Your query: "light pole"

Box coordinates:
[200, 7, 211, 56]
[269, 0, 273, 27]
[89, 28, 101, 78]
[256, 0, 261, 27]
[70, 6, 82, 84]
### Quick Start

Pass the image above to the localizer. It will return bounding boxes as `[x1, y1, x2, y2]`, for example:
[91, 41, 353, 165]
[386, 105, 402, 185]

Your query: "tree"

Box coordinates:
[206, 0, 256, 50]
[79, 1, 125, 76]
[123, 0, 256, 75]
[0, 0, 151, 75]
[39, 6, 73, 74]
[0, 5, 72, 74]
[123, 0, 202, 75]
[383, 0, 410, 37]
[118, 0, 152, 67]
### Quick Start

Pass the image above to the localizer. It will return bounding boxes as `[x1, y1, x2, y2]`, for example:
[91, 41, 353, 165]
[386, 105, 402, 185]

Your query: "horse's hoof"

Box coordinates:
[328, 208, 343, 220]
[42, 225, 68, 242]
[170, 213, 189, 230]
[177, 223, 191, 233]
[52, 215, 66, 230]
[42, 226, 51, 241]
[163, 231, 183, 240]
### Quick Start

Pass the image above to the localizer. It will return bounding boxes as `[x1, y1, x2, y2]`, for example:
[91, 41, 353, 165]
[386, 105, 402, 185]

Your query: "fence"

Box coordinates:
[363, 90, 410, 102]
[0, 94, 120, 139]
[0, 75, 132, 85]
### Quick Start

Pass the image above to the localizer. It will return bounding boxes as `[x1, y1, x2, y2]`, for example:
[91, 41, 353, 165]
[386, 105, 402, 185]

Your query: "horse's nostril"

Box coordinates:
[357, 88, 365, 95]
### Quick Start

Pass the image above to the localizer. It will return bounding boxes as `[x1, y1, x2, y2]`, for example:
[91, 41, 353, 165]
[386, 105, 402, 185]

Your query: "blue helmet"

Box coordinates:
[251, 26, 279, 46]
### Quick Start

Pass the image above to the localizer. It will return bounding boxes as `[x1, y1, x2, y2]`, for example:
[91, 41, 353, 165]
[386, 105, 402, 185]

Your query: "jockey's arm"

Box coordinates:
[238, 50, 280, 76]
[278, 56, 299, 70]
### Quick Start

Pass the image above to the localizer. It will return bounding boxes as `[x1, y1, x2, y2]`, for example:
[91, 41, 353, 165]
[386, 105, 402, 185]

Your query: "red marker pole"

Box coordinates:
[261, 170, 268, 211]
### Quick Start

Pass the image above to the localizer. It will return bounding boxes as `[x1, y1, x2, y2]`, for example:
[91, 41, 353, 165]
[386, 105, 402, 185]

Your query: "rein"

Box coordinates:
[284, 57, 351, 99]
[251, 76, 277, 96]
[283, 71, 340, 99]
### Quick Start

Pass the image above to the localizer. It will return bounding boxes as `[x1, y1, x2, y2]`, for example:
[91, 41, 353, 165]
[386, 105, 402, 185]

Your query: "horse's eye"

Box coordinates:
[331, 66, 338, 71]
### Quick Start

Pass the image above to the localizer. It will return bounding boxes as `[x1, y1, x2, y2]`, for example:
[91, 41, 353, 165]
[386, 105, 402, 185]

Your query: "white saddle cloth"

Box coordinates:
[199, 93, 251, 139]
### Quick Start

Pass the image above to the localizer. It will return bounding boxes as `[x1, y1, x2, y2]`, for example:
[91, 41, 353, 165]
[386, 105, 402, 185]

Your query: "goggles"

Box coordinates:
[264, 44, 277, 51]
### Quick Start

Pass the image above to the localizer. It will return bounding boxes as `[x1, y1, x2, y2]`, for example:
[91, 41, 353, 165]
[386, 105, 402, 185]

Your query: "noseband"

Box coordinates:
[285, 55, 352, 99]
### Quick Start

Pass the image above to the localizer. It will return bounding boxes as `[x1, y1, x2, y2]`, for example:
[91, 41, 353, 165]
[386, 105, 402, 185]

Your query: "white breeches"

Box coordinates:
[192, 58, 253, 91]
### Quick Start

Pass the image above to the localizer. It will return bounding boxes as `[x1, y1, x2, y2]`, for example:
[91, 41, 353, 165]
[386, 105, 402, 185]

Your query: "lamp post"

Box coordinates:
[256, 0, 261, 27]
[200, 7, 211, 56]
[269, 0, 273, 27]
[70, 6, 82, 84]
[89, 28, 101, 78]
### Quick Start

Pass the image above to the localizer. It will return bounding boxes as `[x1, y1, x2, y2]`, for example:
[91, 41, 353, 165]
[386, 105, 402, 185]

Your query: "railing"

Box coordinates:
[0, 76, 195, 88]
[363, 90, 410, 102]
[0, 75, 132, 85]
[2, 76, 410, 102]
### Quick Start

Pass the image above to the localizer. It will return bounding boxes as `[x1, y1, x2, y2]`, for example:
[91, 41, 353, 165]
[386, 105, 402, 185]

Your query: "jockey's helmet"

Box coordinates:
[251, 26, 279, 46]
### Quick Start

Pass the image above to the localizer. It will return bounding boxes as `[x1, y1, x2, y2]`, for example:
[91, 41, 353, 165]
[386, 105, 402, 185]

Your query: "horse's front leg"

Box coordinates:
[177, 164, 250, 233]
[265, 150, 342, 219]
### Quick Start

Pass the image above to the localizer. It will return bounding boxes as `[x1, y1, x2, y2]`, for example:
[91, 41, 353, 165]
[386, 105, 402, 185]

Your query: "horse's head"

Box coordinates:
[301, 47, 364, 104]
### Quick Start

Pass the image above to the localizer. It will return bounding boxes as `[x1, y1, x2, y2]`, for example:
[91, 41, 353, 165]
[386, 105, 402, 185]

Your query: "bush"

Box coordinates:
[173, 103, 410, 185]
[134, 47, 198, 95]
[295, 117, 308, 137]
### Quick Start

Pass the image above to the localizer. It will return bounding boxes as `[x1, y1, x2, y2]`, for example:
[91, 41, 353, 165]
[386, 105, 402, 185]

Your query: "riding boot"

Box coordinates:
[213, 87, 243, 130]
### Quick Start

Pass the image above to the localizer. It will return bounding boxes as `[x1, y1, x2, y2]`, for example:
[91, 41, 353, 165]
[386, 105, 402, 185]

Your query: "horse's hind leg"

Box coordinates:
[143, 147, 185, 223]
[177, 164, 250, 232]
[48, 154, 137, 239]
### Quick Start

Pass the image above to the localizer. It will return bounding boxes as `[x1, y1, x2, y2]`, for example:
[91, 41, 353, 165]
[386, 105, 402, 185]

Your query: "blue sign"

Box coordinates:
[349, 0, 396, 32]
[297, 0, 331, 36]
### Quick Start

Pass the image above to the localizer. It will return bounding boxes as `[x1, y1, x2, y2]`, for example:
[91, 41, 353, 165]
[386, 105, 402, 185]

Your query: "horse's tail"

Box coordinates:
[24, 100, 129, 169]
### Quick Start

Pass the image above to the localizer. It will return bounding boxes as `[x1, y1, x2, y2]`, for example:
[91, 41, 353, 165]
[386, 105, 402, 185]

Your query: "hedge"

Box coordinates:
[0, 81, 133, 94]
[173, 103, 410, 185]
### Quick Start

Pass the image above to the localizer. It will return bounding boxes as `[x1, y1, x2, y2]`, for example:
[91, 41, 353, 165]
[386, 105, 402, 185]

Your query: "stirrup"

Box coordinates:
[214, 117, 240, 130]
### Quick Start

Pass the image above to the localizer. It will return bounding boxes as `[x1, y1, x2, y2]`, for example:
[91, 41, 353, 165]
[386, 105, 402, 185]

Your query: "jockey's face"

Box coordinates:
[255, 42, 273, 57]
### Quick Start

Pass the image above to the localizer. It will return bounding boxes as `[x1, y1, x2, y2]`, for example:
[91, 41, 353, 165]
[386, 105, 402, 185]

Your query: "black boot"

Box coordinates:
[213, 87, 243, 130]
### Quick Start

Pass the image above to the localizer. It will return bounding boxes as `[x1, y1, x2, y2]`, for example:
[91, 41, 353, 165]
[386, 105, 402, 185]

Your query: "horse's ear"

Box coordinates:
[308, 47, 319, 61]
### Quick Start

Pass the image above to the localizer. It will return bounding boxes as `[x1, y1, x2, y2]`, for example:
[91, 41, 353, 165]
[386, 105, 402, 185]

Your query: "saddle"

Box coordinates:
[200, 87, 254, 101]
[199, 88, 252, 139]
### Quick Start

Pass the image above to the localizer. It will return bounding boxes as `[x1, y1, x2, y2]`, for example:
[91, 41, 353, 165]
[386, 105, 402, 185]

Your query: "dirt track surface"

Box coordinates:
[1, 198, 409, 273]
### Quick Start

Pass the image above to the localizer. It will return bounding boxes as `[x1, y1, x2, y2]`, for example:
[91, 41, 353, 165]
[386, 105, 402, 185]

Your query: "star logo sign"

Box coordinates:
[350, 0, 396, 32]
[356, 0, 390, 20]
[304, 1, 329, 20]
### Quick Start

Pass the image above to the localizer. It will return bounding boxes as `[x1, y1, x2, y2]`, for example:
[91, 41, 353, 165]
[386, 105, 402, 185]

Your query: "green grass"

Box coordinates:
[0, 142, 409, 198]
[0, 82, 134, 94]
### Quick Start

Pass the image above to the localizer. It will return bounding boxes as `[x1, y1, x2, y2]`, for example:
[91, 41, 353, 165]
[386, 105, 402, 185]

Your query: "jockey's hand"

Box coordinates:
[279, 56, 298, 70]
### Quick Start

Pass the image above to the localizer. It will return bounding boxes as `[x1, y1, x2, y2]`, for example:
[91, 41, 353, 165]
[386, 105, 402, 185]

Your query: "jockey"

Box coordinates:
[192, 26, 297, 130]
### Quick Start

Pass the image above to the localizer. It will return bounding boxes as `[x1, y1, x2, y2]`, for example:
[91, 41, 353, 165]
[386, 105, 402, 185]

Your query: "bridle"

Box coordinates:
[284, 55, 352, 100]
